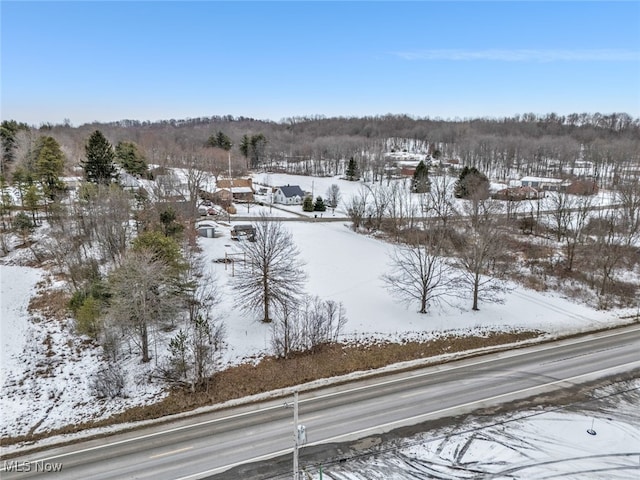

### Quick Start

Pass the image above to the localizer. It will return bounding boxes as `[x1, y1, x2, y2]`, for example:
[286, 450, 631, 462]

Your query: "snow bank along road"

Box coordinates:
[2, 324, 639, 480]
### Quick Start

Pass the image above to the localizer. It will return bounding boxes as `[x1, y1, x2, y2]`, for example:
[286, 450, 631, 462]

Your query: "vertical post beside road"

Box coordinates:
[293, 391, 299, 480]
[285, 391, 305, 480]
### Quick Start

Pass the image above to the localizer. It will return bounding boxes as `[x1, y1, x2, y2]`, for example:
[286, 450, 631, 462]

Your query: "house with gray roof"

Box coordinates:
[273, 185, 305, 205]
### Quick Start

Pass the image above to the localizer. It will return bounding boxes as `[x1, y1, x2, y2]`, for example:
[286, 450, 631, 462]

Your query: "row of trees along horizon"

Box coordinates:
[2, 112, 639, 188]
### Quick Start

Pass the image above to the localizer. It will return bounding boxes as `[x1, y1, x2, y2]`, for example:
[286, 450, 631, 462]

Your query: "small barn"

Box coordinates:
[216, 178, 255, 202]
[196, 221, 217, 238]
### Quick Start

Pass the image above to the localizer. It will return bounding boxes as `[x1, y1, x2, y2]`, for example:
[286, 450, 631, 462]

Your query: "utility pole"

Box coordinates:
[284, 391, 306, 480]
[293, 391, 299, 480]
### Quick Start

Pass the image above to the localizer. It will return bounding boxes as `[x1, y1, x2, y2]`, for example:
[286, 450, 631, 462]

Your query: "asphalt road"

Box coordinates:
[3, 324, 639, 480]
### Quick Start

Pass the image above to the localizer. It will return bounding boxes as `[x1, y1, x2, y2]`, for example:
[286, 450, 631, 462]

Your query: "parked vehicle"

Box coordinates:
[231, 224, 256, 242]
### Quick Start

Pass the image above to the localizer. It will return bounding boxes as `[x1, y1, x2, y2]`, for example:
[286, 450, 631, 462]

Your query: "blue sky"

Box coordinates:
[2, 1, 639, 126]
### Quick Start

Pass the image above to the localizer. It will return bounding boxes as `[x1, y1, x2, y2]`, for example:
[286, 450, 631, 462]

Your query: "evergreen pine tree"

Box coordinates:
[302, 196, 314, 212]
[13, 211, 34, 244]
[1, 120, 29, 168]
[313, 196, 326, 212]
[216, 131, 232, 151]
[83, 130, 117, 185]
[0, 175, 13, 229]
[11, 166, 34, 207]
[411, 160, 431, 193]
[239, 134, 250, 160]
[159, 206, 183, 238]
[34, 136, 65, 200]
[206, 131, 232, 151]
[115, 141, 147, 176]
[454, 166, 490, 199]
[24, 184, 41, 224]
[346, 157, 359, 181]
[249, 134, 267, 168]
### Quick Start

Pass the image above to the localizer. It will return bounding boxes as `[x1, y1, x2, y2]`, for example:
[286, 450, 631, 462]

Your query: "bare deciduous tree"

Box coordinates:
[454, 200, 507, 311]
[385, 180, 417, 238]
[617, 180, 640, 245]
[428, 174, 457, 229]
[271, 295, 347, 358]
[170, 248, 226, 390]
[107, 250, 179, 363]
[325, 183, 342, 209]
[382, 231, 456, 314]
[549, 192, 575, 242]
[181, 152, 215, 213]
[92, 185, 134, 266]
[588, 209, 626, 302]
[233, 214, 306, 323]
[346, 189, 369, 231]
[562, 194, 594, 271]
[363, 183, 391, 231]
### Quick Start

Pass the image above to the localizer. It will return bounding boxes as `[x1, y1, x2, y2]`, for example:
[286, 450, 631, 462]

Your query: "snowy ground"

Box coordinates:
[249, 172, 618, 221]
[201, 220, 630, 368]
[0, 264, 166, 440]
[0, 175, 635, 445]
[296, 377, 640, 480]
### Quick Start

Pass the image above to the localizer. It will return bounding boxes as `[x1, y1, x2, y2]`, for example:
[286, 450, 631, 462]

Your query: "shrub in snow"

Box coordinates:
[92, 363, 126, 399]
[271, 295, 347, 358]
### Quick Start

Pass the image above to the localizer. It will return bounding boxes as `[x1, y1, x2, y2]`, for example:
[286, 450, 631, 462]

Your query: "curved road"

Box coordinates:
[2, 324, 640, 479]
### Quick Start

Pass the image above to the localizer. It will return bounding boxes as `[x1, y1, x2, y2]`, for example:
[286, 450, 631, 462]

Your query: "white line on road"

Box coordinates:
[174, 360, 640, 480]
[149, 446, 193, 459]
[174, 448, 292, 480]
[27, 325, 640, 466]
[304, 360, 640, 446]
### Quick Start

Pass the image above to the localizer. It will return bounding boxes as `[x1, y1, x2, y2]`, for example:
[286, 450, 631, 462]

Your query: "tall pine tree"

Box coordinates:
[115, 141, 147, 176]
[302, 196, 314, 212]
[346, 157, 359, 181]
[34, 136, 65, 200]
[454, 166, 490, 199]
[206, 131, 232, 151]
[83, 130, 117, 185]
[313, 196, 326, 211]
[1, 120, 29, 172]
[411, 160, 431, 193]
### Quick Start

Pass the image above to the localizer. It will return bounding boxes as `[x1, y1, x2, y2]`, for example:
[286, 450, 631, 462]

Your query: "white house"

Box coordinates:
[118, 171, 140, 190]
[520, 176, 571, 192]
[273, 185, 305, 205]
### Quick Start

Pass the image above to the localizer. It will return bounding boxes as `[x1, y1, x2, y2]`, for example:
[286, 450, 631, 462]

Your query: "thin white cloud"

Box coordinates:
[394, 49, 640, 62]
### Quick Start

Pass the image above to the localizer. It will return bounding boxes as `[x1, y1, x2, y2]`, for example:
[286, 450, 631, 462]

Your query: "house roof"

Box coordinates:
[278, 185, 305, 198]
[217, 178, 253, 190]
[229, 186, 253, 194]
[520, 176, 567, 184]
[119, 172, 140, 188]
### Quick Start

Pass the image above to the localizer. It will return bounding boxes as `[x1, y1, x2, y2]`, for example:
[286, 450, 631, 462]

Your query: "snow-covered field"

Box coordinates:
[0, 172, 636, 450]
[251, 172, 618, 220]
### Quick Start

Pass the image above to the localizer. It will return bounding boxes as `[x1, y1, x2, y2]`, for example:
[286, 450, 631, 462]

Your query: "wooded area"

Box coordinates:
[2, 112, 639, 186]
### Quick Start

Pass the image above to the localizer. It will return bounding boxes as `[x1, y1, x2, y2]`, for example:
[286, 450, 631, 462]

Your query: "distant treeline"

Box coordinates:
[2, 112, 639, 187]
